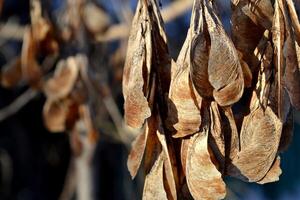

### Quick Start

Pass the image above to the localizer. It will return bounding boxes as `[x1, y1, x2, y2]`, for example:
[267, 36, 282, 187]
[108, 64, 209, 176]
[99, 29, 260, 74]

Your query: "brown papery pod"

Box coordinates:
[231, 0, 270, 70]
[204, 0, 244, 106]
[286, 0, 300, 45]
[1, 57, 22, 88]
[257, 156, 282, 184]
[230, 38, 283, 182]
[186, 127, 226, 200]
[127, 114, 157, 179]
[156, 127, 177, 200]
[44, 57, 79, 101]
[189, 0, 213, 99]
[280, 0, 300, 110]
[231, 105, 282, 182]
[272, 0, 285, 120]
[21, 27, 42, 87]
[168, 34, 202, 138]
[208, 102, 225, 172]
[123, 0, 170, 128]
[43, 99, 68, 133]
[143, 151, 168, 200]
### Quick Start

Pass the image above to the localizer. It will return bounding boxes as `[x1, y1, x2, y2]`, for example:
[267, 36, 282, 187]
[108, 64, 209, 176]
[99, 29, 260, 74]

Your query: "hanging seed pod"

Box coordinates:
[123, 0, 170, 128]
[1, 57, 22, 88]
[168, 35, 202, 138]
[204, 0, 244, 106]
[257, 156, 282, 184]
[186, 127, 226, 200]
[44, 57, 79, 101]
[189, 0, 213, 99]
[231, 0, 273, 68]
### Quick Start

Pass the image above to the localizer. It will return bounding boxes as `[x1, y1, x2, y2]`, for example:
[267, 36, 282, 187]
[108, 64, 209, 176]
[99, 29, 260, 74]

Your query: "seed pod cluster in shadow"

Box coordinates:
[125, 0, 300, 199]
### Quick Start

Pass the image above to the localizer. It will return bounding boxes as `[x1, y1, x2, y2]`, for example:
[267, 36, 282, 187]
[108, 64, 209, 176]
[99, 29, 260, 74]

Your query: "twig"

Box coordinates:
[0, 89, 39, 121]
[59, 158, 76, 200]
[0, 23, 25, 41]
[95, 0, 193, 42]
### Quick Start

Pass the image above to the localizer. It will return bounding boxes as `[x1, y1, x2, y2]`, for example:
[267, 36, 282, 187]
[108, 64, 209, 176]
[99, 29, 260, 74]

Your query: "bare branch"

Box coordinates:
[0, 89, 39, 121]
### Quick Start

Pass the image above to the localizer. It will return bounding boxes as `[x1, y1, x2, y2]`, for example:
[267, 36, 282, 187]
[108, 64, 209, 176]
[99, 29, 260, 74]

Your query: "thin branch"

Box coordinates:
[0, 89, 39, 121]
[95, 0, 193, 42]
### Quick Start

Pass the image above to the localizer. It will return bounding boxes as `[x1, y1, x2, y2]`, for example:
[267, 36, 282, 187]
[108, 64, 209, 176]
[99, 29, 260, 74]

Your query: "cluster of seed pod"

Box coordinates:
[124, 0, 300, 199]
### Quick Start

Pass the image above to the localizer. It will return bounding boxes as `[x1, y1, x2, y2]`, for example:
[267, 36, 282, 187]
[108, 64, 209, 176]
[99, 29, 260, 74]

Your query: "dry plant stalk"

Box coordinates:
[125, 0, 300, 199]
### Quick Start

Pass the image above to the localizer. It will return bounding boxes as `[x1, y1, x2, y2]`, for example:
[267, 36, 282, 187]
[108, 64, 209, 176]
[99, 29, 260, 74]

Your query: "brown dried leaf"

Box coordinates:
[204, 0, 244, 106]
[1, 57, 22, 88]
[186, 130, 226, 200]
[44, 57, 79, 100]
[257, 156, 282, 184]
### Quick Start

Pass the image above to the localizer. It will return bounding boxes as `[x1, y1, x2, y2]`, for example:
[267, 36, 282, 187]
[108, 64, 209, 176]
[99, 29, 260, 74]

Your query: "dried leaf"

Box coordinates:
[186, 130, 226, 200]
[44, 57, 79, 101]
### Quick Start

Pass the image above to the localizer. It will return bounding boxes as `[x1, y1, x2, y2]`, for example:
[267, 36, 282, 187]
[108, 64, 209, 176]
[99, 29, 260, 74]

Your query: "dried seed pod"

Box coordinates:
[204, 0, 244, 106]
[83, 2, 110, 36]
[168, 35, 202, 138]
[231, 0, 267, 68]
[186, 129, 226, 200]
[231, 106, 282, 182]
[281, 2, 300, 110]
[143, 152, 168, 200]
[1, 57, 22, 88]
[156, 128, 177, 200]
[189, 1, 213, 99]
[123, 0, 170, 128]
[21, 27, 42, 87]
[44, 57, 79, 101]
[43, 100, 68, 132]
[127, 116, 156, 179]
[208, 102, 225, 171]
[257, 156, 282, 184]
[286, 0, 300, 45]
